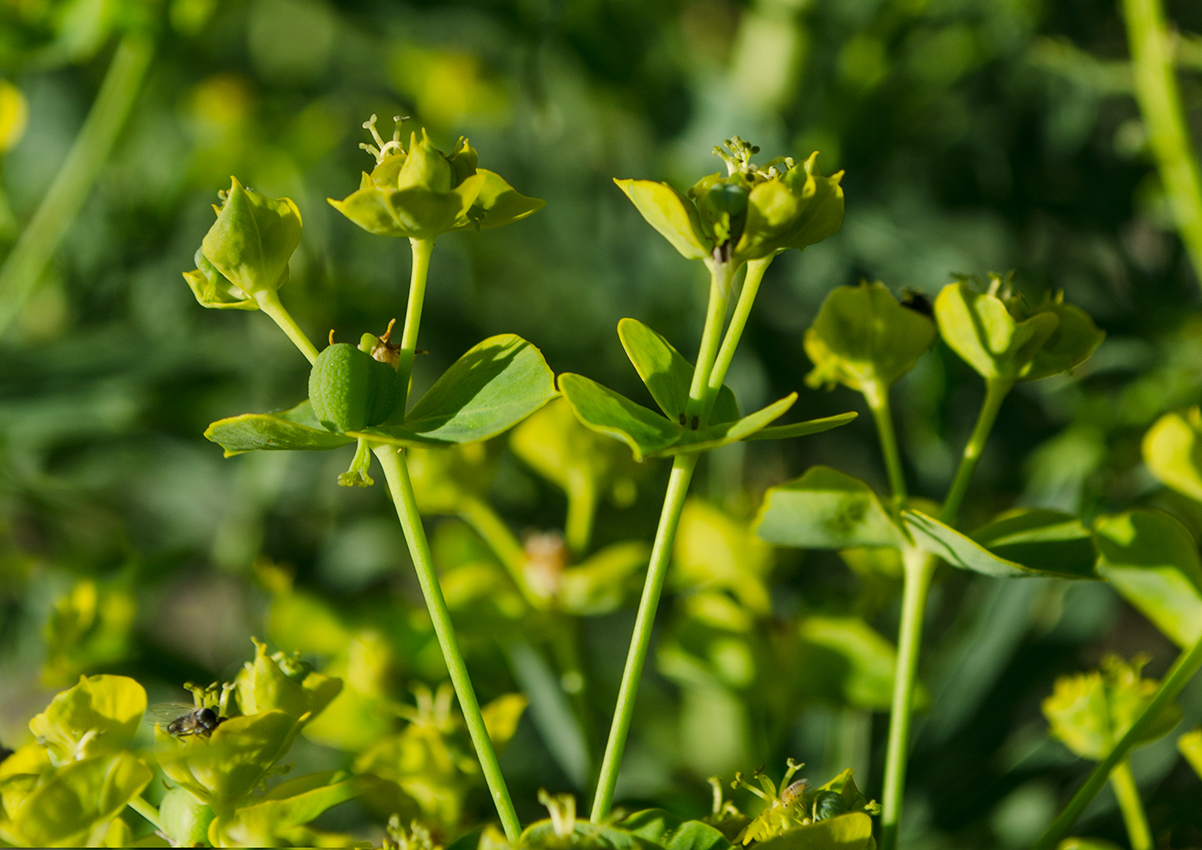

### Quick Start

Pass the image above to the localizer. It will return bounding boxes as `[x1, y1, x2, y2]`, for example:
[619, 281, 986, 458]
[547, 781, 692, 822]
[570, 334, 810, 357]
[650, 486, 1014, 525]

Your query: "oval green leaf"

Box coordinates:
[755, 466, 904, 550]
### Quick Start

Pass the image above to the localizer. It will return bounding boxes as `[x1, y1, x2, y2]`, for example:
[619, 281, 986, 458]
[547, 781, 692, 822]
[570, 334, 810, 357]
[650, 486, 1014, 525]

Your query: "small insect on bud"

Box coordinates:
[780, 778, 810, 806]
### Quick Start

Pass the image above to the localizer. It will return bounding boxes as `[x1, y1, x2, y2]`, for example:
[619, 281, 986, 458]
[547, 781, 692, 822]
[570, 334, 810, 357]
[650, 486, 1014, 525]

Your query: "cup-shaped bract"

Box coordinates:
[234, 639, 342, 723]
[199, 177, 302, 302]
[804, 282, 937, 397]
[28, 674, 146, 765]
[615, 137, 844, 269]
[183, 249, 264, 311]
[934, 276, 1102, 383]
[330, 117, 543, 240]
[1143, 407, 1202, 502]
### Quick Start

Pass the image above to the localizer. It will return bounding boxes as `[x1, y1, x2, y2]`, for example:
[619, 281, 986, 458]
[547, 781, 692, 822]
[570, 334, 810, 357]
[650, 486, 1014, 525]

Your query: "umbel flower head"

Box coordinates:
[329, 115, 544, 240]
[615, 136, 844, 270]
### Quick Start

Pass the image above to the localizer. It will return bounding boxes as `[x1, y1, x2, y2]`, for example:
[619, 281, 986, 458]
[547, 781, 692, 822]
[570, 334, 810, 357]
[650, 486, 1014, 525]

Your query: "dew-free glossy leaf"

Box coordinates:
[1142, 407, 1202, 502]
[755, 466, 904, 550]
[903, 510, 1098, 579]
[615, 179, 711, 260]
[970, 509, 1096, 577]
[451, 169, 546, 231]
[668, 394, 796, 456]
[205, 401, 355, 456]
[12, 753, 152, 848]
[754, 813, 875, 850]
[361, 334, 556, 447]
[1094, 509, 1202, 648]
[743, 411, 858, 441]
[29, 675, 146, 764]
[558, 373, 680, 461]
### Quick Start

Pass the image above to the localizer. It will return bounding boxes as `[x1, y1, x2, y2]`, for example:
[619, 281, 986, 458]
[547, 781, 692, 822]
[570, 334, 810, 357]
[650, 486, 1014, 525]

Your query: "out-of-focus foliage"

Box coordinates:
[3, 0, 1202, 846]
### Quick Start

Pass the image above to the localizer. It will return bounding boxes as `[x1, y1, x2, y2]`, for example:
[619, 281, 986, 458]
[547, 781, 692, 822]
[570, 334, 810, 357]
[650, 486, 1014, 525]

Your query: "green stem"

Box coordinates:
[940, 377, 1011, 525]
[1122, 0, 1202, 285]
[590, 453, 699, 822]
[1110, 760, 1152, 850]
[864, 380, 908, 509]
[374, 444, 521, 842]
[564, 470, 597, 557]
[127, 796, 161, 830]
[879, 377, 1013, 850]
[685, 262, 733, 420]
[703, 256, 772, 417]
[1033, 633, 1202, 850]
[255, 289, 319, 364]
[396, 236, 435, 398]
[879, 547, 935, 850]
[0, 33, 154, 339]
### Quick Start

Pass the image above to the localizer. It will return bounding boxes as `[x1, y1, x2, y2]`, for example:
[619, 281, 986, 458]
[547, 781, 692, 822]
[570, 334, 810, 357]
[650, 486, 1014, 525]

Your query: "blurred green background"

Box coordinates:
[2, 0, 1202, 846]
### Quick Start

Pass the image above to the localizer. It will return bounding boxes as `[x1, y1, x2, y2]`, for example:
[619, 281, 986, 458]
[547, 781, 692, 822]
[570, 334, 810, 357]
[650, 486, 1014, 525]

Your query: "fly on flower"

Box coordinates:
[145, 704, 226, 739]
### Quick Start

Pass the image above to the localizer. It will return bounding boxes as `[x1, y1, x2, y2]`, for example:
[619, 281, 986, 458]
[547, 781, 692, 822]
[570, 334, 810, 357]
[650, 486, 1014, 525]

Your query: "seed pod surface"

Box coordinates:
[309, 343, 399, 432]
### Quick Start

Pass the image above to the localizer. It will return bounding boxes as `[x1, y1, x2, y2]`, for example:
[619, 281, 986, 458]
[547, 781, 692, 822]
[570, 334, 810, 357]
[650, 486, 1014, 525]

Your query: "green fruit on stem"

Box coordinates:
[309, 343, 399, 432]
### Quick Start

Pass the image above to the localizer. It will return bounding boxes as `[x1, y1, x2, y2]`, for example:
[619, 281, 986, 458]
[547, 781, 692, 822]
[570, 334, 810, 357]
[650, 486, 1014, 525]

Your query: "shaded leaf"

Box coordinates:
[755, 467, 904, 550]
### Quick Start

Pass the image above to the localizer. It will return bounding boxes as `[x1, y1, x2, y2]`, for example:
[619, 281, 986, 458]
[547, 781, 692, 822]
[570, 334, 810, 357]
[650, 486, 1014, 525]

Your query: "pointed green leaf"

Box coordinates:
[970, 509, 1097, 578]
[1094, 509, 1202, 648]
[360, 334, 556, 447]
[903, 510, 1098, 579]
[754, 813, 875, 850]
[451, 169, 546, 231]
[618, 318, 696, 420]
[665, 394, 796, 456]
[558, 373, 680, 461]
[205, 401, 355, 456]
[1142, 407, 1202, 502]
[756, 466, 904, 550]
[615, 179, 711, 260]
[743, 411, 858, 441]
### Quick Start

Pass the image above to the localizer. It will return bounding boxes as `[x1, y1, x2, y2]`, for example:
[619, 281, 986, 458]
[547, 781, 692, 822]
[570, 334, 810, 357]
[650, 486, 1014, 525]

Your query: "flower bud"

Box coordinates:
[200, 177, 302, 300]
[805, 282, 937, 397]
[934, 275, 1102, 383]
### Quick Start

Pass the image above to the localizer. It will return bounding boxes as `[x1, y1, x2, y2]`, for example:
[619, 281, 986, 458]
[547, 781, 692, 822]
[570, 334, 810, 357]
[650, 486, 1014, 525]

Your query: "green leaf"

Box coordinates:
[754, 813, 875, 850]
[12, 753, 152, 848]
[743, 411, 858, 441]
[1179, 727, 1202, 780]
[205, 401, 355, 456]
[29, 674, 147, 765]
[672, 394, 796, 455]
[804, 282, 936, 393]
[160, 787, 215, 848]
[1142, 407, 1202, 502]
[157, 710, 299, 810]
[452, 169, 546, 231]
[1094, 509, 1202, 648]
[902, 510, 1098, 579]
[214, 771, 361, 846]
[618, 318, 697, 420]
[360, 334, 556, 447]
[969, 509, 1097, 577]
[234, 639, 342, 722]
[755, 466, 904, 550]
[560, 542, 651, 615]
[933, 280, 1059, 382]
[675, 500, 772, 614]
[622, 813, 732, 850]
[614, 179, 711, 261]
[558, 373, 680, 461]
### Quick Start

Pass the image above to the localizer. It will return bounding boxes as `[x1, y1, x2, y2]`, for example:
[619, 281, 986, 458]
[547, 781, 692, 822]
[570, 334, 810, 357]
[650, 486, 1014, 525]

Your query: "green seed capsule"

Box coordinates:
[309, 343, 399, 432]
[811, 791, 849, 822]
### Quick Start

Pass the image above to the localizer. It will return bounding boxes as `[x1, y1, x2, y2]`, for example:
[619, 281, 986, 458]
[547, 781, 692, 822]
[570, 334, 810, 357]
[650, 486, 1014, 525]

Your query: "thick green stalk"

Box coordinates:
[127, 796, 161, 830]
[703, 256, 772, 415]
[879, 547, 935, 850]
[590, 452, 698, 822]
[684, 262, 733, 419]
[255, 289, 318, 364]
[864, 380, 908, 508]
[879, 377, 1013, 850]
[1123, 0, 1202, 285]
[1110, 760, 1152, 850]
[374, 445, 521, 841]
[0, 33, 154, 339]
[1033, 633, 1202, 850]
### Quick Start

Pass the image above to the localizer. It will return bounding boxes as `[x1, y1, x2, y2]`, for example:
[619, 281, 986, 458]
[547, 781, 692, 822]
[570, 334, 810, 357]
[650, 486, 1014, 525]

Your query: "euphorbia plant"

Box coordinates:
[557, 136, 851, 821]
[188, 115, 552, 841]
